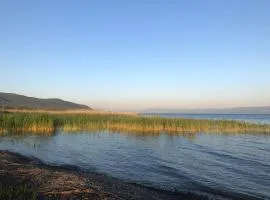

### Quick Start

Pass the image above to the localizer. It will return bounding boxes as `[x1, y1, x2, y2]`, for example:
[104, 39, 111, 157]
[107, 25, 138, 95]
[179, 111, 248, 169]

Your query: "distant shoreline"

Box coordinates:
[4, 108, 138, 116]
[142, 112, 270, 115]
[142, 106, 270, 115]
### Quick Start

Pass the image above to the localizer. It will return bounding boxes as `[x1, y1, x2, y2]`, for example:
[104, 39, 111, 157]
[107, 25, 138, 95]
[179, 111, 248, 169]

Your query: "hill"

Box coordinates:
[143, 107, 270, 114]
[0, 92, 91, 110]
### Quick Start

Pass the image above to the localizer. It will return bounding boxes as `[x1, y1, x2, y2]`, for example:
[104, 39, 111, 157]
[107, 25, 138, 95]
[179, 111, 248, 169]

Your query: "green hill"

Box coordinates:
[0, 92, 91, 110]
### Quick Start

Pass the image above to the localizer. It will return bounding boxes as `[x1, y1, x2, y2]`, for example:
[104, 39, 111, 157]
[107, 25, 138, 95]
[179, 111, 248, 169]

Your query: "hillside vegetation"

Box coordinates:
[0, 93, 90, 110]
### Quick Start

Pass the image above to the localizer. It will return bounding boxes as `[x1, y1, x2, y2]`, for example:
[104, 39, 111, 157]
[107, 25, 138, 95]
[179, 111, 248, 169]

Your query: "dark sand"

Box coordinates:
[0, 151, 208, 200]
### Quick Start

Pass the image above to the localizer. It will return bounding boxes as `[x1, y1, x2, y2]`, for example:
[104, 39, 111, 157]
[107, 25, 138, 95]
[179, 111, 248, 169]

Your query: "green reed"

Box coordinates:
[0, 184, 37, 200]
[0, 112, 269, 134]
[0, 112, 55, 134]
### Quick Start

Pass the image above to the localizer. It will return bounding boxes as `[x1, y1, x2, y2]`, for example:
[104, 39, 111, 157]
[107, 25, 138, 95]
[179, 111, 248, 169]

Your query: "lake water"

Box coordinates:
[1, 114, 270, 199]
[142, 113, 270, 124]
[1, 131, 270, 200]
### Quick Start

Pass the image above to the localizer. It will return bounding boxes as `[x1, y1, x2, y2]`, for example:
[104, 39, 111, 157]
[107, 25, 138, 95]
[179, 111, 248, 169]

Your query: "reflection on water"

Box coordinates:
[0, 131, 270, 200]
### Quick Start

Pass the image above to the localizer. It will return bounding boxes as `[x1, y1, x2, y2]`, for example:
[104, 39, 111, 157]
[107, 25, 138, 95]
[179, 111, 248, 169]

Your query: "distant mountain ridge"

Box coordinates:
[143, 106, 270, 114]
[0, 92, 91, 110]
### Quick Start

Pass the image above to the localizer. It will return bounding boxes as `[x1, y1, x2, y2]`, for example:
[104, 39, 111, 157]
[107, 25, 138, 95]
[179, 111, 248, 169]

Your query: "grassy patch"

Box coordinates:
[0, 184, 37, 200]
[0, 112, 269, 135]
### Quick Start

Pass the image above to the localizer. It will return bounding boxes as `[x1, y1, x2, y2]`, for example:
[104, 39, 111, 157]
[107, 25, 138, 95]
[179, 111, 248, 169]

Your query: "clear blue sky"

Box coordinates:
[1, 0, 269, 111]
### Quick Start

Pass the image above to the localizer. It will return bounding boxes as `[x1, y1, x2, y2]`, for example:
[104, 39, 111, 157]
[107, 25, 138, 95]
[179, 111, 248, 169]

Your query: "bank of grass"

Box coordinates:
[0, 112, 269, 135]
[0, 113, 55, 134]
[0, 184, 37, 200]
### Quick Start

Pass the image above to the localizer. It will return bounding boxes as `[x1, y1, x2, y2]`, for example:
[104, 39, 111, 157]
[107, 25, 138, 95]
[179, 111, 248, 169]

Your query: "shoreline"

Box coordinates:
[0, 150, 208, 200]
[3, 109, 138, 116]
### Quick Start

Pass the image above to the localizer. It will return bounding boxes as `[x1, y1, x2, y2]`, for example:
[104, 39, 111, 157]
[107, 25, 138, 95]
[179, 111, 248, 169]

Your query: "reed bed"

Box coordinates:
[0, 112, 270, 135]
[5, 109, 137, 116]
[0, 113, 55, 135]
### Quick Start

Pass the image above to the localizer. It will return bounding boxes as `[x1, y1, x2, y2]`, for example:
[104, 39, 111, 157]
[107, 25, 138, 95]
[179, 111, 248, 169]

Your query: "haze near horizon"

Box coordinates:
[1, 0, 269, 111]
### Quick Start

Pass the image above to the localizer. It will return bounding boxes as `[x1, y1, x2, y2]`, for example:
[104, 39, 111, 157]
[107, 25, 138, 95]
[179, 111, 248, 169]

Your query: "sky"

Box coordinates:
[0, 0, 269, 111]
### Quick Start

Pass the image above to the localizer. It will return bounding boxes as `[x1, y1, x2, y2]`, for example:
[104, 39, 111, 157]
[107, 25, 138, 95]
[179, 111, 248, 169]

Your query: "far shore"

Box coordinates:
[3, 108, 138, 116]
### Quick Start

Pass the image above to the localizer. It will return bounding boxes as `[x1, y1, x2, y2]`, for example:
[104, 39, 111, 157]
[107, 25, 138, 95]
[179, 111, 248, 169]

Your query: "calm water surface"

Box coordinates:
[143, 113, 270, 124]
[0, 131, 270, 200]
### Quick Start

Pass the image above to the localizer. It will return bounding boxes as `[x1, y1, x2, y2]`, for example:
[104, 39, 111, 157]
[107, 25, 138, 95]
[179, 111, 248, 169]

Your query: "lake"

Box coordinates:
[0, 114, 270, 200]
[142, 113, 270, 124]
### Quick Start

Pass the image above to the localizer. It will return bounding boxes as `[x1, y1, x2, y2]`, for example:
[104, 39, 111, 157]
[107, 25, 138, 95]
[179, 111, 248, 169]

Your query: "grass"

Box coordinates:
[0, 184, 37, 200]
[0, 112, 270, 135]
[0, 113, 55, 134]
[5, 108, 137, 116]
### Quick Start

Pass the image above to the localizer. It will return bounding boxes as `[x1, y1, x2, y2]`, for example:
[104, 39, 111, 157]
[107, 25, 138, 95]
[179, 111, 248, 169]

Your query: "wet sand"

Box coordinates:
[0, 151, 206, 200]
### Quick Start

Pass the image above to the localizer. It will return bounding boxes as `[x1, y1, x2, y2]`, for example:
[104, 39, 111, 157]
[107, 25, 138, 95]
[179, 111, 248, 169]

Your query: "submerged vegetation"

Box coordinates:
[0, 112, 270, 135]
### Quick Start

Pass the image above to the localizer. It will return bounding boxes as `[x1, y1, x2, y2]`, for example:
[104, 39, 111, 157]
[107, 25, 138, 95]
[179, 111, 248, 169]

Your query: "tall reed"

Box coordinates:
[0, 112, 269, 135]
[0, 113, 55, 134]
